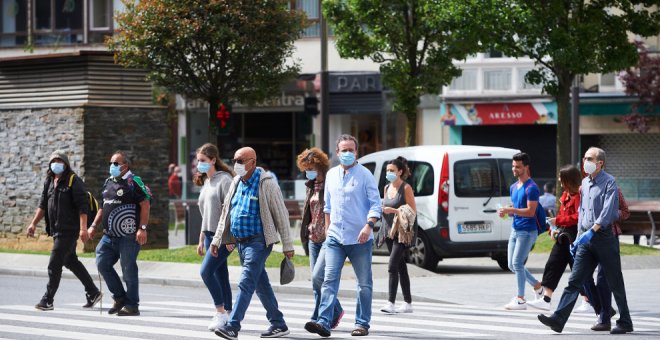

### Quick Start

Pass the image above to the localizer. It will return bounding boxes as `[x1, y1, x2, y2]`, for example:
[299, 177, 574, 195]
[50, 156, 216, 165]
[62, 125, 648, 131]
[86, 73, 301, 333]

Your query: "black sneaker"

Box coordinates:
[215, 326, 239, 340]
[83, 291, 103, 308]
[117, 306, 140, 316]
[35, 298, 53, 311]
[108, 298, 125, 315]
[304, 321, 331, 337]
[261, 326, 290, 338]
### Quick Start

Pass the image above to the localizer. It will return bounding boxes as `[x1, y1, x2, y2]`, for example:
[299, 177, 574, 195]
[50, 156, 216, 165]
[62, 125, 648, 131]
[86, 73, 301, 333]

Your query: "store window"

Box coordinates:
[0, 0, 28, 47]
[484, 69, 512, 91]
[90, 0, 110, 29]
[33, 0, 83, 44]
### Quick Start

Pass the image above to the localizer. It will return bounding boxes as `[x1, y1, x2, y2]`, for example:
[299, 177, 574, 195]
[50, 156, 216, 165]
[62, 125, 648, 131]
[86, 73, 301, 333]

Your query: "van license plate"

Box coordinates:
[458, 223, 492, 234]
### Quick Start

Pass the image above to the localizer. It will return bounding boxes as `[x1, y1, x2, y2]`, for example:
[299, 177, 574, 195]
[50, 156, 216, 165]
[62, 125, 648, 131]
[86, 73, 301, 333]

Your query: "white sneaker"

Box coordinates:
[380, 302, 396, 314]
[527, 298, 551, 311]
[207, 312, 229, 331]
[504, 297, 527, 310]
[534, 286, 544, 300]
[395, 302, 413, 313]
[573, 300, 595, 314]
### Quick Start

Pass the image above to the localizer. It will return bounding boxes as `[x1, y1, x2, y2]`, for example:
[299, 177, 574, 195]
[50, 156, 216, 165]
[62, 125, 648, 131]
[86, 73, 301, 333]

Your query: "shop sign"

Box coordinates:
[329, 73, 382, 93]
[441, 102, 557, 126]
[180, 93, 305, 110]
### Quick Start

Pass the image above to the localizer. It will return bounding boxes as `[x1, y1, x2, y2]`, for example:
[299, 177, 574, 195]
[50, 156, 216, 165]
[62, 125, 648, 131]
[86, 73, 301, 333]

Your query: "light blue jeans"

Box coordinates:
[200, 231, 232, 310]
[310, 240, 343, 322]
[507, 229, 538, 297]
[226, 234, 286, 332]
[317, 237, 373, 331]
[95, 234, 141, 308]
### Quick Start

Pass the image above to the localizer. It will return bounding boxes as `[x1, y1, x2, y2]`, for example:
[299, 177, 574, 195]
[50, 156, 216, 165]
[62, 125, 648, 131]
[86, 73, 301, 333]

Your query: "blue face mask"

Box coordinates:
[109, 164, 121, 178]
[339, 151, 356, 166]
[305, 170, 318, 180]
[386, 171, 398, 182]
[50, 162, 65, 175]
[197, 161, 211, 174]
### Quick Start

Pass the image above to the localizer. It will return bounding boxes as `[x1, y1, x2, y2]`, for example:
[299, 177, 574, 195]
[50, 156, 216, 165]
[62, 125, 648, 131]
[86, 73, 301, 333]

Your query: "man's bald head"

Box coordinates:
[235, 147, 256, 161]
[234, 147, 257, 179]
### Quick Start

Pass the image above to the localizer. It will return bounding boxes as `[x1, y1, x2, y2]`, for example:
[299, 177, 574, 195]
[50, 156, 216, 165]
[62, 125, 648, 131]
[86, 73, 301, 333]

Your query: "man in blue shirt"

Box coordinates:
[305, 134, 381, 338]
[498, 152, 543, 310]
[211, 147, 294, 340]
[538, 147, 632, 334]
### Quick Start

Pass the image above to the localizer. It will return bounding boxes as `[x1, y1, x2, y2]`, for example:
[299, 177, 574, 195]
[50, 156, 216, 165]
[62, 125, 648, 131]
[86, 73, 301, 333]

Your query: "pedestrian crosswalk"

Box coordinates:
[1, 296, 659, 339]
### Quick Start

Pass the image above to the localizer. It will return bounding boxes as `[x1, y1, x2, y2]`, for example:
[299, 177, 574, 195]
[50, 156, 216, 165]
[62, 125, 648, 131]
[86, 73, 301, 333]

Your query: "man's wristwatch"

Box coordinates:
[367, 221, 375, 228]
[140, 224, 148, 231]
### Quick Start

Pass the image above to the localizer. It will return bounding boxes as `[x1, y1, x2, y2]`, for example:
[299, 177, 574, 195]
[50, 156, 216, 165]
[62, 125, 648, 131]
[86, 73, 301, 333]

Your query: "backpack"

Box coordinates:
[526, 184, 548, 235]
[67, 174, 100, 228]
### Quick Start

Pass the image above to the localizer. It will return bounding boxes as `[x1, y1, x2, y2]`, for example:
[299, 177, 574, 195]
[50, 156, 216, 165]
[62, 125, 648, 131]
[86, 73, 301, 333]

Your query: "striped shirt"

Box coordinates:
[230, 168, 263, 238]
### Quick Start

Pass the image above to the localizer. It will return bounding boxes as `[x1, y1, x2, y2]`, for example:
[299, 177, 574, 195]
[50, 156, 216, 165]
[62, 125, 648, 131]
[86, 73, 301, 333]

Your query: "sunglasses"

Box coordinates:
[108, 162, 123, 166]
[232, 158, 253, 165]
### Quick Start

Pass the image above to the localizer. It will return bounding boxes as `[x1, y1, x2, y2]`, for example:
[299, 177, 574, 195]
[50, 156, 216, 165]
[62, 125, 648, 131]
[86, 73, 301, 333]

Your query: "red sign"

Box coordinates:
[447, 103, 556, 125]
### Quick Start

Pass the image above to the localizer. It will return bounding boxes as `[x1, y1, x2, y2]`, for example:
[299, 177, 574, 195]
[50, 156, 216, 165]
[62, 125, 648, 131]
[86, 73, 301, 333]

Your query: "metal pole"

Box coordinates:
[319, 0, 330, 155]
[571, 75, 580, 165]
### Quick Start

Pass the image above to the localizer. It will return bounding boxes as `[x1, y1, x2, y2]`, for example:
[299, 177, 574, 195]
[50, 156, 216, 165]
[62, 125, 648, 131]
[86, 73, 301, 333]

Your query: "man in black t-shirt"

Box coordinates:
[89, 150, 151, 317]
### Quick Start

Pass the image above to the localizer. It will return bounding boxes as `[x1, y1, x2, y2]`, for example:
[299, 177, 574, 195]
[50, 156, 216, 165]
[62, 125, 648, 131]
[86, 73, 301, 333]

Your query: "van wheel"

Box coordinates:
[496, 257, 509, 271]
[409, 231, 439, 270]
[494, 254, 528, 271]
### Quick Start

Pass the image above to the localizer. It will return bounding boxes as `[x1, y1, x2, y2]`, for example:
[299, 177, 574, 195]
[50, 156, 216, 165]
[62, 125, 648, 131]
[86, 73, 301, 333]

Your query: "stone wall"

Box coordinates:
[0, 106, 169, 250]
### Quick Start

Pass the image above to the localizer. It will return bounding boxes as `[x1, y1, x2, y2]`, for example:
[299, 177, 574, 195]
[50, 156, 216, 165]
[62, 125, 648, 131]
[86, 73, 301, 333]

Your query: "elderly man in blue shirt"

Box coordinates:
[538, 147, 632, 335]
[305, 134, 382, 338]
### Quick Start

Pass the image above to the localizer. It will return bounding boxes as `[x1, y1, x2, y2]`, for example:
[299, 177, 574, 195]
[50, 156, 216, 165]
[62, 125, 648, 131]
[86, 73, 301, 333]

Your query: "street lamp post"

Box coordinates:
[319, 0, 330, 155]
[571, 76, 580, 165]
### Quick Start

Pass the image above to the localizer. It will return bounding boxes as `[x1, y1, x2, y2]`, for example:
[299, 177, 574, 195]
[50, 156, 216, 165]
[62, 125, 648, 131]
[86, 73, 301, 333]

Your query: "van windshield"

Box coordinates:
[379, 161, 434, 197]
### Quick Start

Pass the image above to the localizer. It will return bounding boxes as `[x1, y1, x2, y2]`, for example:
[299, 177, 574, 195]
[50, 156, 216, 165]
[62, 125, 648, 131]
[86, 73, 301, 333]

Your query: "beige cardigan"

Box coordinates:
[210, 168, 293, 252]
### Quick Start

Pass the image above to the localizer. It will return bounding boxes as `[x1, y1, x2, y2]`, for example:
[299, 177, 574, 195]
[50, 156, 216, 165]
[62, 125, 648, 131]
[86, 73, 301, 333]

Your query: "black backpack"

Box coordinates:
[64, 174, 99, 228]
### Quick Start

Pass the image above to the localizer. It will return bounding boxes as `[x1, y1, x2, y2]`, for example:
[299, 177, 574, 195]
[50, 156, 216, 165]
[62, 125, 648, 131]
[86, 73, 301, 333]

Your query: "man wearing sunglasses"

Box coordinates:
[210, 147, 294, 340]
[538, 147, 632, 334]
[88, 150, 151, 317]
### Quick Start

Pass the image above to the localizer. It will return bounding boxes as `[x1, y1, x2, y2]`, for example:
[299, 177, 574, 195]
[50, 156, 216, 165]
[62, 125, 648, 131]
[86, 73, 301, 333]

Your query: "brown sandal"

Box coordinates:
[351, 327, 369, 336]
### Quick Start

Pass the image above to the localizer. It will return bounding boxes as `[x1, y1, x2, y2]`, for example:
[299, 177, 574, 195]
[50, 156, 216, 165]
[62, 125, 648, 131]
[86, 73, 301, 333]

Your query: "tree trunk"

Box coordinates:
[405, 108, 417, 146]
[555, 72, 573, 172]
[208, 98, 219, 144]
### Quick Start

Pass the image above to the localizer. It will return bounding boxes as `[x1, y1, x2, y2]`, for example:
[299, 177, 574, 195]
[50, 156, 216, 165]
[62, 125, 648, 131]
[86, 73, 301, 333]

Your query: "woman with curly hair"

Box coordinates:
[297, 147, 344, 330]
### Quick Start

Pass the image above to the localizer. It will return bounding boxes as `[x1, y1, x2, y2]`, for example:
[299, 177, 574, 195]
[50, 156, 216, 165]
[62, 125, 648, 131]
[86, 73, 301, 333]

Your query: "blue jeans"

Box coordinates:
[310, 241, 343, 322]
[317, 237, 373, 331]
[507, 229, 538, 297]
[200, 231, 232, 310]
[551, 229, 632, 329]
[226, 234, 286, 331]
[96, 234, 141, 308]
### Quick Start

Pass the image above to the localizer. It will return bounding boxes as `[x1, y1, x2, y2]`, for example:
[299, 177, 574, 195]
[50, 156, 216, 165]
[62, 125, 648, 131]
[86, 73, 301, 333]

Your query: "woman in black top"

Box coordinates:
[379, 157, 417, 314]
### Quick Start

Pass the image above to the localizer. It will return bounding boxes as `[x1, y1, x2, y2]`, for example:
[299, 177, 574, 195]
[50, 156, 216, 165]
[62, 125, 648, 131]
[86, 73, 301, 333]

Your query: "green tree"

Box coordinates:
[489, 1, 660, 167]
[323, 0, 486, 145]
[108, 0, 306, 141]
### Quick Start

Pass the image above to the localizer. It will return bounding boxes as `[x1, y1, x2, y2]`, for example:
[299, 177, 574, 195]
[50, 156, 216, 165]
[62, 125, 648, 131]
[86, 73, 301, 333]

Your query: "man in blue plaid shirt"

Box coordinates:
[211, 147, 294, 340]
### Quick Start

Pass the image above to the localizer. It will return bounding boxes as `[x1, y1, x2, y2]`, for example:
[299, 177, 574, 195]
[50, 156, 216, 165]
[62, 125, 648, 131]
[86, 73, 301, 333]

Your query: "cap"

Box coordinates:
[49, 150, 70, 168]
[279, 256, 295, 285]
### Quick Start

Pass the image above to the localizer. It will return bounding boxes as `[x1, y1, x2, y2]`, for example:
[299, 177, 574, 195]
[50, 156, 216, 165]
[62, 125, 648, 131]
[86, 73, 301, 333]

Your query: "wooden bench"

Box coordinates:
[619, 200, 659, 247]
[284, 200, 303, 225]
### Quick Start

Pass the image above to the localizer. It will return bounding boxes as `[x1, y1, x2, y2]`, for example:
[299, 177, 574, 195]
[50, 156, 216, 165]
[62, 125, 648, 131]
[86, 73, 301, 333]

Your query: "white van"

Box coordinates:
[358, 145, 519, 270]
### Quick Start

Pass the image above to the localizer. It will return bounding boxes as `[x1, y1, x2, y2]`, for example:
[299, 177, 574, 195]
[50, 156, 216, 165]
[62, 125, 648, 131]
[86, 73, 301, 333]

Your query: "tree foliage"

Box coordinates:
[621, 42, 660, 133]
[323, 0, 486, 146]
[489, 1, 660, 166]
[108, 0, 305, 139]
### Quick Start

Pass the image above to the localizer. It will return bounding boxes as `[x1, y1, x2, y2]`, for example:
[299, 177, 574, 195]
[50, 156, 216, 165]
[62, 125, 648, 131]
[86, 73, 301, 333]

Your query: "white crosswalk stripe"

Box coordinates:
[1, 296, 659, 339]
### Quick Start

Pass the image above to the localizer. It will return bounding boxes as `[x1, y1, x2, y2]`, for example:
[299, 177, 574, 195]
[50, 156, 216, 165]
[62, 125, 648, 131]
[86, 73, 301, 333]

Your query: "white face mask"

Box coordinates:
[583, 160, 597, 175]
[234, 163, 247, 177]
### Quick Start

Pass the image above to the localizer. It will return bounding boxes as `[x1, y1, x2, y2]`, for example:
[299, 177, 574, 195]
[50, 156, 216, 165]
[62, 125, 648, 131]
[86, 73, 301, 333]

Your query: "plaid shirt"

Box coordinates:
[230, 168, 263, 238]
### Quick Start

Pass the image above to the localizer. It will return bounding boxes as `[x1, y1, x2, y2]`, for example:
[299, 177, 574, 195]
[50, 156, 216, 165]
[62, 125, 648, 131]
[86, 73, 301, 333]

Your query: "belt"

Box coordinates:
[235, 234, 260, 243]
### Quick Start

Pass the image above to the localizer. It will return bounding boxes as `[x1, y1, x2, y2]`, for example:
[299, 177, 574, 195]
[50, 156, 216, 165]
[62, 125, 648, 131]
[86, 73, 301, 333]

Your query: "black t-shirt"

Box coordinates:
[101, 174, 147, 237]
[39, 172, 88, 237]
